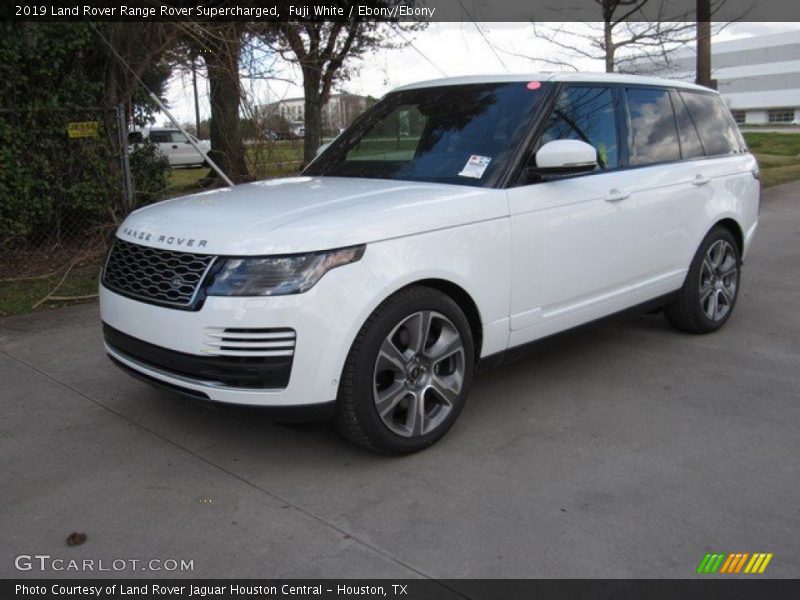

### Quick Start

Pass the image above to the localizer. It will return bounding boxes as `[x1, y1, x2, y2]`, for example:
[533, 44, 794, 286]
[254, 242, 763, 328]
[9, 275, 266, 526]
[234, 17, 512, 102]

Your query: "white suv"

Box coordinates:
[129, 128, 211, 167]
[101, 73, 759, 454]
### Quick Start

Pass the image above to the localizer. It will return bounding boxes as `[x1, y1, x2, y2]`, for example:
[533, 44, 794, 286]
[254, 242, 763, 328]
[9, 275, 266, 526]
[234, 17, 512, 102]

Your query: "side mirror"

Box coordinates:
[532, 139, 597, 175]
[316, 142, 332, 157]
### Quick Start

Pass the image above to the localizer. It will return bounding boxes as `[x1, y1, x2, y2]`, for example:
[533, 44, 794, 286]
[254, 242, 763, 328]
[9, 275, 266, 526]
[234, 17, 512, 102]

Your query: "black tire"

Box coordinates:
[336, 286, 475, 454]
[664, 226, 741, 334]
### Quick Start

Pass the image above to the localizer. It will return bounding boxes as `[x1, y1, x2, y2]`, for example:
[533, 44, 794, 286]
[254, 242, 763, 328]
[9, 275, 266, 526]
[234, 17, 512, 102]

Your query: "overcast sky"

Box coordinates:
[164, 21, 800, 126]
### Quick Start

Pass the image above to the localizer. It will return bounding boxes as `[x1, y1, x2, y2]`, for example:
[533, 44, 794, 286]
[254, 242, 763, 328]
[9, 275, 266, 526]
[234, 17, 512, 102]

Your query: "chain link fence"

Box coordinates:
[0, 104, 312, 316]
[0, 105, 134, 315]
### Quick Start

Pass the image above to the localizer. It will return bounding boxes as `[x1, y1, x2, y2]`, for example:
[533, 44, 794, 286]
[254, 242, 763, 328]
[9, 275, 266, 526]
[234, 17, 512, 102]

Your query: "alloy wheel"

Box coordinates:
[699, 239, 739, 322]
[372, 310, 466, 437]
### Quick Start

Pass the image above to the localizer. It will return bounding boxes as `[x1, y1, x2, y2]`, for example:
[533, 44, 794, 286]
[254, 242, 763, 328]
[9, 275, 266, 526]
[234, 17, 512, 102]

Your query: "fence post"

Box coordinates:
[116, 103, 134, 213]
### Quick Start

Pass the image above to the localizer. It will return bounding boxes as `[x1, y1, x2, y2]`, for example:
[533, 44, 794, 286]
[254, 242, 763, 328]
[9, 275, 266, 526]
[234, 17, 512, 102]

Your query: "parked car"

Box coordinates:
[101, 73, 759, 454]
[128, 128, 210, 167]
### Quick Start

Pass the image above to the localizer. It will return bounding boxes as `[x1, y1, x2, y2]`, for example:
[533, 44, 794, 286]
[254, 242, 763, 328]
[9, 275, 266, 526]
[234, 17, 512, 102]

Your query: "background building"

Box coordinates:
[260, 92, 372, 136]
[641, 31, 800, 125]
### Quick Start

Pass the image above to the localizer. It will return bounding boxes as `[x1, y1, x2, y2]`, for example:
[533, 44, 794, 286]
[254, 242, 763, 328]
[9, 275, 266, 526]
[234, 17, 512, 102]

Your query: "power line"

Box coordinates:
[394, 26, 448, 78]
[457, 0, 510, 73]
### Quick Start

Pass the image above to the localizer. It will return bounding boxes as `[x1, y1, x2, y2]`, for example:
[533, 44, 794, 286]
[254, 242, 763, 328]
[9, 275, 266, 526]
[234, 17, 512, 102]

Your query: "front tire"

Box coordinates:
[336, 286, 475, 454]
[664, 226, 741, 334]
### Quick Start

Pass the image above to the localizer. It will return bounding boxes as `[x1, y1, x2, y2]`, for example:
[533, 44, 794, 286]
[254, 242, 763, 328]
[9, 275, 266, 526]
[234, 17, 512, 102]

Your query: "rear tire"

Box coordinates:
[664, 226, 741, 334]
[336, 286, 475, 454]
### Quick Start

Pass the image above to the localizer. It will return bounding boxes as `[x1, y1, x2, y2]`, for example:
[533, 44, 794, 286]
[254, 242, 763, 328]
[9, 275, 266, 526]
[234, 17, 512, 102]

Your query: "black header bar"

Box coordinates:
[5, 579, 800, 600]
[4, 0, 800, 23]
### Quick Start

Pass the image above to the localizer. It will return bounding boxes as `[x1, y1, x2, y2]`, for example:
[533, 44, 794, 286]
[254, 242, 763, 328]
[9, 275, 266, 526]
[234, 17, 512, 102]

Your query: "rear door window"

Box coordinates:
[624, 87, 681, 166]
[538, 85, 618, 169]
[679, 91, 743, 156]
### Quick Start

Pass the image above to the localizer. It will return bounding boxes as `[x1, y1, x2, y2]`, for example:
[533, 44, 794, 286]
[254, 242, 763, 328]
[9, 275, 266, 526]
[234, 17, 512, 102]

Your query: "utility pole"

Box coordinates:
[191, 55, 201, 137]
[696, 0, 713, 88]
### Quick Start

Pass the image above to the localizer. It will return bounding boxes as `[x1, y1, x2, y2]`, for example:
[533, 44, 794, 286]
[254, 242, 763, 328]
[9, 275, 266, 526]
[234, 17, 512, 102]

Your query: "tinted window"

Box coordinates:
[149, 131, 171, 143]
[128, 131, 143, 144]
[672, 92, 705, 159]
[306, 82, 551, 186]
[679, 91, 742, 156]
[538, 86, 618, 169]
[625, 87, 680, 165]
[346, 105, 427, 162]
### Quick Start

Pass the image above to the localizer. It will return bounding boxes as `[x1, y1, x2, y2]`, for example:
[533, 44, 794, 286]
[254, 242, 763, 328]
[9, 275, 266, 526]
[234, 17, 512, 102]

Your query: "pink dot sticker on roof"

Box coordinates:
[527, 81, 542, 90]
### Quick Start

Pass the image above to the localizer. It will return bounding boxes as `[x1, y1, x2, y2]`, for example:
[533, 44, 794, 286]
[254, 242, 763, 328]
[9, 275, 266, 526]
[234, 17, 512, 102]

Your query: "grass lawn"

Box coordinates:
[0, 263, 100, 317]
[744, 132, 800, 188]
[165, 141, 306, 197]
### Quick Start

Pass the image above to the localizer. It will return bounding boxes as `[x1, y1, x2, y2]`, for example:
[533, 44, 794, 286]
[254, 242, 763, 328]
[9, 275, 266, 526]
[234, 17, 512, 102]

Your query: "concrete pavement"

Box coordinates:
[1, 183, 799, 580]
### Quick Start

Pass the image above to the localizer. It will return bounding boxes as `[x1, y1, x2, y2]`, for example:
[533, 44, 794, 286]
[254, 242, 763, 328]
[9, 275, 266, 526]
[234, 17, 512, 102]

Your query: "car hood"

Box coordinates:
[116, 176, 506, 255]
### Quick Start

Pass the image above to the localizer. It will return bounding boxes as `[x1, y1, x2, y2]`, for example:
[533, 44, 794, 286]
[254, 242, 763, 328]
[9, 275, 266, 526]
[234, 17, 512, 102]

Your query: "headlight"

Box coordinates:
[205, 245, 365, 297]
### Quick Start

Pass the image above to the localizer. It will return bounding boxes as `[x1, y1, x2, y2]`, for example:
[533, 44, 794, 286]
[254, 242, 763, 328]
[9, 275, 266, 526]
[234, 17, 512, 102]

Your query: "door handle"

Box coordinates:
[172, 144, 179, 149]
[604, 188, 631, 203]
[693, 174, 711, 186]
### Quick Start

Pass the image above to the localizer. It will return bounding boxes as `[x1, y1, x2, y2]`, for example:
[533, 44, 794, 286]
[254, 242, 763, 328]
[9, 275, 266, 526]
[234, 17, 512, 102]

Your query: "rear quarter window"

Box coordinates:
[678, 91, 744, 157]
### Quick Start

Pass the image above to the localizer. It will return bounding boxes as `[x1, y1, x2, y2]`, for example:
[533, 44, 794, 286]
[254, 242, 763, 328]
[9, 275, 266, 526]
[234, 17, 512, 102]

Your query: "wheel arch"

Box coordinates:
[400, 278, 484, 360]
[714, 217, 745, 256]
[334, 275, 488, 397]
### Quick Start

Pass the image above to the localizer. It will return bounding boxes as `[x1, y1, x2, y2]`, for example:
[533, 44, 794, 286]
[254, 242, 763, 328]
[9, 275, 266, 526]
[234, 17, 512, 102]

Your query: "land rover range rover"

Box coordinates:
[100, 73, 759, 454]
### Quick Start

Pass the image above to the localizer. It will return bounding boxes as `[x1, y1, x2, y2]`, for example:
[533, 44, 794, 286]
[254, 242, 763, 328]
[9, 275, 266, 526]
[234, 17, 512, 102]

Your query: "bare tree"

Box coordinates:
[180, 22, 250, 183]
[100, 23, 175, 117]
[529, 1, 743, 76]
[532, 1, 699, 74]
[256, 15, 425, 164]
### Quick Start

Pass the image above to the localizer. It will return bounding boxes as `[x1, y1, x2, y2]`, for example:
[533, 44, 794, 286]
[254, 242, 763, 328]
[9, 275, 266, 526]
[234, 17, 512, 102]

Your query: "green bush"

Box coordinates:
[129, 142, 170, 207]
[0, 23, 118, 245]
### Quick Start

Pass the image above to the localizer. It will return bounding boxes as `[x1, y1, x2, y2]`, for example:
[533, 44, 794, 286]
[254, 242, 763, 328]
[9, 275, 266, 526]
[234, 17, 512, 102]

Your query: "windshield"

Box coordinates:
[305, 82, 552, 187]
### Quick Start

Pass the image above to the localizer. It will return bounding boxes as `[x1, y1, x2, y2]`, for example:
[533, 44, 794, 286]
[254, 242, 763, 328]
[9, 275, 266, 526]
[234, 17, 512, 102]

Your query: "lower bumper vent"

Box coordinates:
[202, 327, 296, 357]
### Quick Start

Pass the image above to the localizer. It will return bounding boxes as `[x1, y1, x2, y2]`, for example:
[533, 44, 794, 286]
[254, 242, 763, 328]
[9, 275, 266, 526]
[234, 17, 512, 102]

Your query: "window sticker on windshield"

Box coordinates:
[458, 155, 492, 179]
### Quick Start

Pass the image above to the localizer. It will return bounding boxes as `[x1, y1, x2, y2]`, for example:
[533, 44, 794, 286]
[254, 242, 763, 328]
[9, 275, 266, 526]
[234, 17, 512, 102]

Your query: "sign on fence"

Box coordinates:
[66, 121, 100, 138]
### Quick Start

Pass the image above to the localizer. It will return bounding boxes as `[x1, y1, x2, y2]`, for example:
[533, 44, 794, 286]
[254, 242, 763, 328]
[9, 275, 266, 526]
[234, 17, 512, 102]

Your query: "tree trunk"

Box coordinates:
[604, 20, 615, 73]
[696, 0, 712, 87]
[201, 31, 248, 183]
[302, 67, 323, 165]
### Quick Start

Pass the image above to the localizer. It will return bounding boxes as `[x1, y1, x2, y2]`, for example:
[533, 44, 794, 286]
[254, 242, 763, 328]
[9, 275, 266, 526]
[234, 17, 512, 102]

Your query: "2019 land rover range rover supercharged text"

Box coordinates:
[101, 73, 759, 454]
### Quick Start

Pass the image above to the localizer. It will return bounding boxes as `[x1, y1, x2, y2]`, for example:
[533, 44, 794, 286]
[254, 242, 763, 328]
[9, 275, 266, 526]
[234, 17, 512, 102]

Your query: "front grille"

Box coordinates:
[203, 327, 297, 357]
[103, 239, 215, 309]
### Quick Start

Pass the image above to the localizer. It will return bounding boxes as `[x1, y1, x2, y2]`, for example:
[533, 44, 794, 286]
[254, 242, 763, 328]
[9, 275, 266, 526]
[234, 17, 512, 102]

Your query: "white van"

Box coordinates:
[101, 73, 759, 453]
[128, 128, 211, 167]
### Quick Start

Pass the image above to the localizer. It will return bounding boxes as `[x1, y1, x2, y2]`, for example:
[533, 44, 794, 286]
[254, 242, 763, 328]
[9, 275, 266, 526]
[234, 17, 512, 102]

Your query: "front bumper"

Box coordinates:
[99, 258, 384, 408]
[107, 353, 336, 421]
[104, 324, 293, 389]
